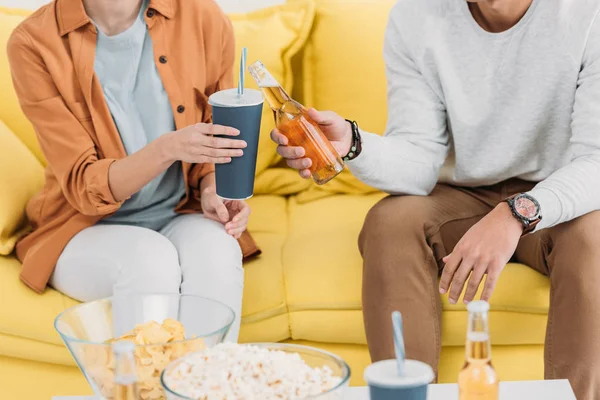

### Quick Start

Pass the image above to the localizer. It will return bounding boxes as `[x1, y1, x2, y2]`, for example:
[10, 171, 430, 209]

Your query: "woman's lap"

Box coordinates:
[50, 214, 243, 303]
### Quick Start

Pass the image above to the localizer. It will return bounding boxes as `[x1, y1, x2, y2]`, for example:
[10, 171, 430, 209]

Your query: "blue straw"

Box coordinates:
[392, 311, 406, 376]
[238, 47, 247, 96]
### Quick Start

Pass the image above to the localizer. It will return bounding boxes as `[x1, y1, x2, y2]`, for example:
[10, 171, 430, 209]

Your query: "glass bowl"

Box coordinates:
[54, 294, 235, 400]
[160, 343, 351, 399]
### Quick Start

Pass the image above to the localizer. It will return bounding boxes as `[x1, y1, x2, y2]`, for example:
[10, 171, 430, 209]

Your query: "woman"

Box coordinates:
[7, 0, 259, 340]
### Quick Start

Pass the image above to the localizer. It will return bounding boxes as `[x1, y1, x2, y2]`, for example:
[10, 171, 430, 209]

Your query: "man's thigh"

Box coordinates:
[361, 184, 498, 265]
[516, 210, 600, 276]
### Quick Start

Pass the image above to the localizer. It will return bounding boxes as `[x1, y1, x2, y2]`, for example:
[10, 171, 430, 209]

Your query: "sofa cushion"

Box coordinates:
[296, 0, 396, 202]
[0, 7, 44, 163]
[0, 120, 44, 255]
[240, 195, 290, 343]
[228, 0, 315, 180]
[284, 194, 550, 346]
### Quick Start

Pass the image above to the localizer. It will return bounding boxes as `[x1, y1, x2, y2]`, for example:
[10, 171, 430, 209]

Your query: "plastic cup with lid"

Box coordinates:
[364, 359, 435, 400]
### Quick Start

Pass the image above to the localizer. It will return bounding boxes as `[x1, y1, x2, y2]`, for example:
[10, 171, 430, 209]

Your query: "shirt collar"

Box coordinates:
[57, 0, 175, 36]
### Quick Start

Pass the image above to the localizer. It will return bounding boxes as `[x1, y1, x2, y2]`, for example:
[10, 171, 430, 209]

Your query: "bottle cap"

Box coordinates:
[467, 300, 490, 313]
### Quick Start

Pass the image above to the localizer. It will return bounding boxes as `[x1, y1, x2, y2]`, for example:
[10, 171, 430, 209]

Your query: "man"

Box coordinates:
[271, 0, 600, 398]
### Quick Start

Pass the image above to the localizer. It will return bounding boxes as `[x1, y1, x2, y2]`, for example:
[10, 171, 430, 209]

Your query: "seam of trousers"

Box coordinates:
[424, 249, 441, 376]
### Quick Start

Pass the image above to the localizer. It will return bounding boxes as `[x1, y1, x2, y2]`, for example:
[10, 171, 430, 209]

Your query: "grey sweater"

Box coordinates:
[348, 0, 600, 230]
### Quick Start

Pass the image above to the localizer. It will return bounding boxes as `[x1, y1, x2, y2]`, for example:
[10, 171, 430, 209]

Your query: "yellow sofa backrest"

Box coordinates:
[0, 7, 45, 164]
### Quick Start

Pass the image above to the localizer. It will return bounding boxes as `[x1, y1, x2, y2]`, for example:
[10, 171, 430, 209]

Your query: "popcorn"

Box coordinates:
[163, 343, 342, 399]
[79, 319, 205, 400]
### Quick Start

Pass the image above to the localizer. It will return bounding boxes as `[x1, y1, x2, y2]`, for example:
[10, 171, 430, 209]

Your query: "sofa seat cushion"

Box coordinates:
[239, 195, 290, 343]
[284, 194, 550, 346]
[0, 195, 290, 364]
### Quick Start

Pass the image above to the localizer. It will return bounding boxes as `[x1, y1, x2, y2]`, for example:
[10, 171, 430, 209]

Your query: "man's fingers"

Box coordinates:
[440, 252, 462, 295]
[481, 268, 500, 301]
[287, 158, 312, 171]
[277, 145, 305, 159]
[463, 265, 487, 304]
[307, 108, 335, 126]
[270, 129, 288, 145]
[448, 259, 474, 304]
[299, 169, 312, 179]
[196, 123, 240, 136]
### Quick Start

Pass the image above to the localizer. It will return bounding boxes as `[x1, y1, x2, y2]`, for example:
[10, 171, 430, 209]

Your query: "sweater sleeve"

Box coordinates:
[527, 14, 600, 230]
[347, 4, 449, 196]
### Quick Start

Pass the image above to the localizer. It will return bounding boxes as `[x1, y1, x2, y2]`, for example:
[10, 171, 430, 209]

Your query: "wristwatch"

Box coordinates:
[342, 119, 362, 162]
[505, 193, 542, 235]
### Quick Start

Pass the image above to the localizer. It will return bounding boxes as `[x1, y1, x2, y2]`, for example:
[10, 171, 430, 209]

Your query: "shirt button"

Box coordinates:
[177, 105, 185, 113]
[159, 55, 167, 64]
[146, 9, 155, 17]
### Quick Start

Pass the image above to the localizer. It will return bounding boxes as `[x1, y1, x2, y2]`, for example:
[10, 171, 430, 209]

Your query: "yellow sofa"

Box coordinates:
[0, 1, 550, 398]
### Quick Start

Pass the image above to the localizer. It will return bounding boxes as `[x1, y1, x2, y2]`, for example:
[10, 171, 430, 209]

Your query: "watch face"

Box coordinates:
[515, 196, 539, 220]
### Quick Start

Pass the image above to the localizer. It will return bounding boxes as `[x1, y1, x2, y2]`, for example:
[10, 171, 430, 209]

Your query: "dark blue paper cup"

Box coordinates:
[364, 359, 435, 400]
[208, 88, 263, 200]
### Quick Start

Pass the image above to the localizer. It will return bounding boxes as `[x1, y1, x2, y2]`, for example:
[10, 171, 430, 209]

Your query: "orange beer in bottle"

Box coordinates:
[458, 301, 499, 400]
[248, 61, 344, 185]
[113, 341, 140, 400]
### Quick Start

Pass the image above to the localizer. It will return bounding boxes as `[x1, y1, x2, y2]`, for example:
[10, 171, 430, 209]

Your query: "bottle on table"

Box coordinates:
[458, 300, 499, 400]
[113, 341, 140, 400]
[248, 60, 344, 185]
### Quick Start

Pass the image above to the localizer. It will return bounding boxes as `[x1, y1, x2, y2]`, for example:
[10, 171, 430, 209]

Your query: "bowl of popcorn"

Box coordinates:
[54, 294, 235, 400]
[160, 343, 351, 399]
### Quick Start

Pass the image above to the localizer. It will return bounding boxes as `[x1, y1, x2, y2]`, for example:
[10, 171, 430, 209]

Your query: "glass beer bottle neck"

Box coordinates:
[466, 332, 492, 361]
[248, 60, 295, 111]
[466, 310, 492, 361]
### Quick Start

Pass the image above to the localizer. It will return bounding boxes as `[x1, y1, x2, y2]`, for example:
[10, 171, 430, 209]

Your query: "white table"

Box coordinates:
[347, 380, 576, 400]
[53, 379, 576, 399]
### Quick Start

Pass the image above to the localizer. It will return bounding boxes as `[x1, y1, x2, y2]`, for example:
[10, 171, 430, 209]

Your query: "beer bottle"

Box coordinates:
[248, 61, 344, 185]
[113, 341, 140, 400]
[458, 301, 499, 400]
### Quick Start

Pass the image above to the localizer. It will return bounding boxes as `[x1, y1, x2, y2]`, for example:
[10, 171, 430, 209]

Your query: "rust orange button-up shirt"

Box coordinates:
[7, 0, 260, 293]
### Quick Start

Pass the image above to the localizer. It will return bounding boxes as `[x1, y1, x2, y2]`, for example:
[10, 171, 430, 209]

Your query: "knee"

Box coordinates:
[119, 231, 181, 294]
[360, 195, 430, 252]
[181, 226, 243, 288]
[555, 211, 600, 256]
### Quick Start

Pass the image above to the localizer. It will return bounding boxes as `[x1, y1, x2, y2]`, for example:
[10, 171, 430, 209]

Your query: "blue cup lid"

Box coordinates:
[364, 359, 435, 389]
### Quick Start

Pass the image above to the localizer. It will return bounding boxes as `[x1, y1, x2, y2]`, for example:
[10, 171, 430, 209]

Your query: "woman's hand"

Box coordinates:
[164, 123, 247, 164]
[270, 108, 353, 179]
[200, 183, 251, 239]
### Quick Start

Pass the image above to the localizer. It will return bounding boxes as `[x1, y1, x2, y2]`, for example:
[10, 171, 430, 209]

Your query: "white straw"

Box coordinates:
[238, 47, 247, 96]
[392, 311, 406, 376]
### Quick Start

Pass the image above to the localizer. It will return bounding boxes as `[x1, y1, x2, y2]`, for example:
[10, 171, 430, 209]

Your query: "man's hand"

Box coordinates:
[439, 203, 523, 304]
[201, 186, 250, 239]
[270, 108, 353, 179]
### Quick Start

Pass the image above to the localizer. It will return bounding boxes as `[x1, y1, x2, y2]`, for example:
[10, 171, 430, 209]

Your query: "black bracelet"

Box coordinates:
[343, 119, 362, 161]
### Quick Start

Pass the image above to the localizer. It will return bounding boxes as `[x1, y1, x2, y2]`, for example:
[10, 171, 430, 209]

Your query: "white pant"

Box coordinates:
[50, 214, 244, 341]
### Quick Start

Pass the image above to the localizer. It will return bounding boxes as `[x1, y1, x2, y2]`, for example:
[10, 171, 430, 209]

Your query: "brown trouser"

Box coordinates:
[360, 179, 600, 400]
